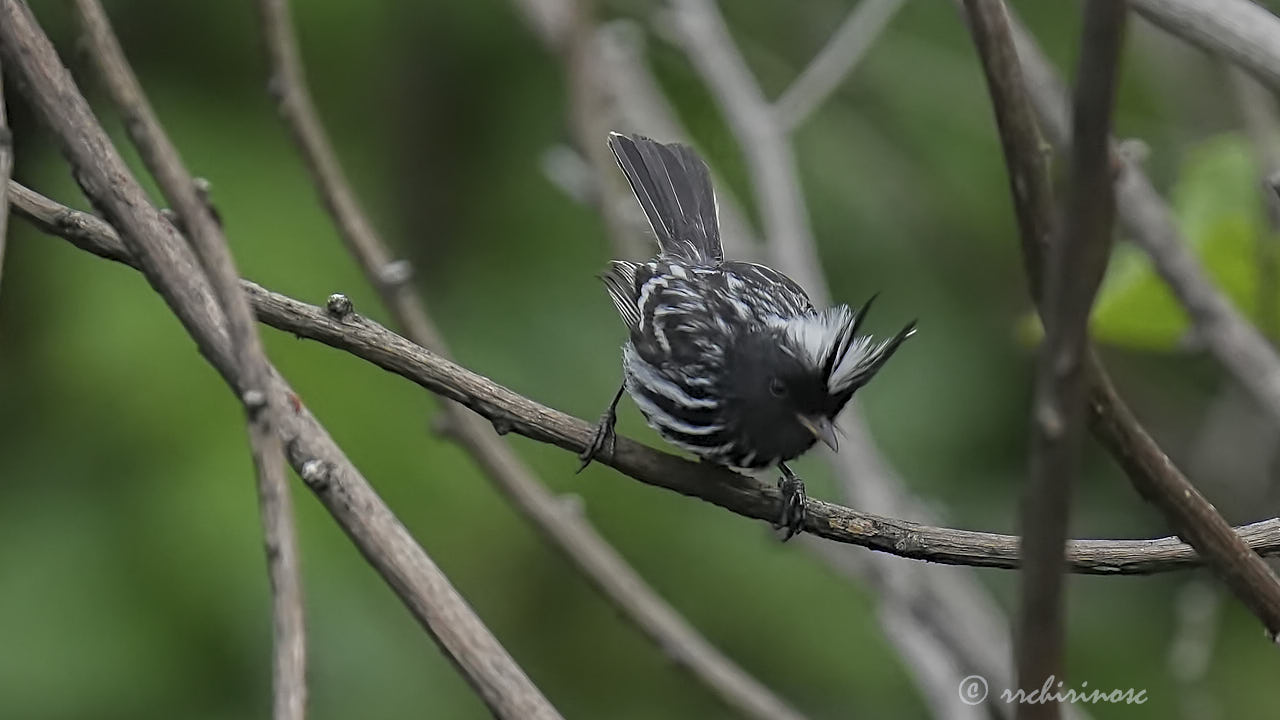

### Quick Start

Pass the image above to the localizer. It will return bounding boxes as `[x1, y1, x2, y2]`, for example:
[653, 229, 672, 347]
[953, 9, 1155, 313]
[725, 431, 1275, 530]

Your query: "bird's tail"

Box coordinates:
[607, 132, 722, 266]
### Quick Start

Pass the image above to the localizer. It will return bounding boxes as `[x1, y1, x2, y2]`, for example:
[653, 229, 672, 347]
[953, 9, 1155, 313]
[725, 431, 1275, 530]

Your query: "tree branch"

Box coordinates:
[256, 1, 805, 718]
[959, 0, 1280, 639]
[70, 3, 306, 716]
[1017, 3, 1126, 715]
[1130, 0, 1280, 95]
[773, 0, 907, 131]
[0, 4, 560, 716]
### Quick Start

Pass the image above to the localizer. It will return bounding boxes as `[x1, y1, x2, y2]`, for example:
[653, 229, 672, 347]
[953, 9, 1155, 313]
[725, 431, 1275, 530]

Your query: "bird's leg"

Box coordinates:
[578, 383, 625, 472]
[775, 462, 807, 541]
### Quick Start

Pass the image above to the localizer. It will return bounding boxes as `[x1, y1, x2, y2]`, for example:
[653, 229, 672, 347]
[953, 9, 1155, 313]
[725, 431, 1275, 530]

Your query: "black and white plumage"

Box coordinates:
[582, 132, 915, 539]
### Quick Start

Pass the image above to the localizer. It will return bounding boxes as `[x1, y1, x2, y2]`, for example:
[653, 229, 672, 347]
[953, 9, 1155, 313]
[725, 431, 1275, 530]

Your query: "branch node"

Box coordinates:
[1266, 169, 1280, 200]
[557, 492, 585, 516]
[378, 259, 413, 289]
[243, 388, 268, 417]
[266, 72, 285, 103]
[430, 412, 456, 438]
[299, 458, 332, 491]
[1116, 137, 1149, 168]
[325, 292, 354, 318]
[490, 414, 514, 436]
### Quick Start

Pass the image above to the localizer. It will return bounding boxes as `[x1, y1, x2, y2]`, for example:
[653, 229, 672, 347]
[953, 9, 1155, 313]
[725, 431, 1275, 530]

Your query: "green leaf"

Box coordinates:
[1088, 133, 1269, 349]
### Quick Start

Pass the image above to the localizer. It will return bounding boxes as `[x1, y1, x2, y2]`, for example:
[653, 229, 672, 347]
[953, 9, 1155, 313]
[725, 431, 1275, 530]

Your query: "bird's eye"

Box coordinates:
[769, 378, 788, 398]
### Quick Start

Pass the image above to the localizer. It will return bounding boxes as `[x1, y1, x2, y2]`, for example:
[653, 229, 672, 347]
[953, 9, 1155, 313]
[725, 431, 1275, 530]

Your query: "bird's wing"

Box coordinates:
[721, 261, 815, 318]
[601, 260, 643, 334]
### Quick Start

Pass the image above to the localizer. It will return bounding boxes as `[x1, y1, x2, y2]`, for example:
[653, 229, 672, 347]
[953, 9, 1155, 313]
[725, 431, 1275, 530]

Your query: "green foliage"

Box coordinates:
[1092, 134, 1272, 348]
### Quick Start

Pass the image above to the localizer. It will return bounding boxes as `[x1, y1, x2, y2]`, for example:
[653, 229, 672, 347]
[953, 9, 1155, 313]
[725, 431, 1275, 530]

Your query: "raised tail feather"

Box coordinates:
[608, 132, 722, 266]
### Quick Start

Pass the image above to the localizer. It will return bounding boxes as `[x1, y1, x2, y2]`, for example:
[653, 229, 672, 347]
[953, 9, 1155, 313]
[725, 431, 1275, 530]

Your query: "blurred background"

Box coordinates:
[3, 0, 1280, 717]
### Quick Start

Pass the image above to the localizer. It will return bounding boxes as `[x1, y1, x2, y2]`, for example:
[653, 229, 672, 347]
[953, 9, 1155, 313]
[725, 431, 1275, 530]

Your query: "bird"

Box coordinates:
[580, 132, 915, 540]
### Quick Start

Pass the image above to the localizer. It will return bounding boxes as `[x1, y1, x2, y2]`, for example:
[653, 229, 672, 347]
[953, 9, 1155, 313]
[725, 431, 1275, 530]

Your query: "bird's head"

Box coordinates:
[722, 299, 915, 457]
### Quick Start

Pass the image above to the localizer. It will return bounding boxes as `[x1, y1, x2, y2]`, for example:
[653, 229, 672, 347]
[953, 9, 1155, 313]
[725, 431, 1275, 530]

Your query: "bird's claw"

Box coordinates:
[776, 473, 807, 541]
[577, 410, 617, 473]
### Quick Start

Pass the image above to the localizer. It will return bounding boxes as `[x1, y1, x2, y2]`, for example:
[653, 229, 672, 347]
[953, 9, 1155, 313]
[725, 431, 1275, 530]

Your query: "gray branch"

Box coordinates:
[70, 3, 307, 716]
[0, 3, 560, 716]
[1131, 0, 1280, 95]
[773, 0, 908, 130]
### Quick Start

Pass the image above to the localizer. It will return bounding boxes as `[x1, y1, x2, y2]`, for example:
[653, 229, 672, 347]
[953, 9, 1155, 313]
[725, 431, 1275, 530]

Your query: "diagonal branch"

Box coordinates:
[1130, 0, 1280, 95]
[773, 0, 908, 131]
[70, 3, 306, 717]
[0, 4, 560, 717]
[959, 0, 1280, 639]
[1016, 2, 1126, 714]
[15, 179, 1280, 576]
[256, 1, 804, 718]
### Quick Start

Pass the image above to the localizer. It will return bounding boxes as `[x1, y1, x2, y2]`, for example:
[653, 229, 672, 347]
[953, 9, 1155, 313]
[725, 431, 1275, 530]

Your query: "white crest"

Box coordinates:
[779, 304, 911, 394]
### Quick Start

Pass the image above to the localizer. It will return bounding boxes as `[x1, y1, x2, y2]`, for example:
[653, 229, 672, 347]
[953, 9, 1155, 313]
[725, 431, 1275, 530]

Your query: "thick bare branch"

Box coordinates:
[774, 0, 907, 131]
[256, 2, 804, 718]
[70, 3, 306, 716]
[1018, 3, 1126, 715]
[0, 4, 559, 716]
[15, 179, 1280, 577]
[959, 0, 1280, 639]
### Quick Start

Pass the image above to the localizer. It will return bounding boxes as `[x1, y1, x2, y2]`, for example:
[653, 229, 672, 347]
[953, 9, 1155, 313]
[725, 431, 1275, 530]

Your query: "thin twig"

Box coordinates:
[70, 3, 307, 717]
[15, 179, 1280, 576]
[0, 61, 10, 298]
[1130, 0, 1280, 94]
[555, 17, 761, 260]
[0, 4, 560, 717]
[562, 0, 650, 260]
[670, 0, 825, 302]
[256, 2, 805, 718]
[959, 0, 1280, 639]
[773, 0, 907, 131]
[1018, 3, 1126, 716]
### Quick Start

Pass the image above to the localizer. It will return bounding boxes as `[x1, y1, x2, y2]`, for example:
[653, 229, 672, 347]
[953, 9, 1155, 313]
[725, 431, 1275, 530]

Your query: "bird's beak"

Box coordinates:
[797, 414, 839, 452]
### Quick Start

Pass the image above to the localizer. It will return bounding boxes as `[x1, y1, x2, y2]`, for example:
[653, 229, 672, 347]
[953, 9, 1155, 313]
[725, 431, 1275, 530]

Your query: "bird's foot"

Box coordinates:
[577, 410, 617, 473]
[775, 469, 807, 541]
